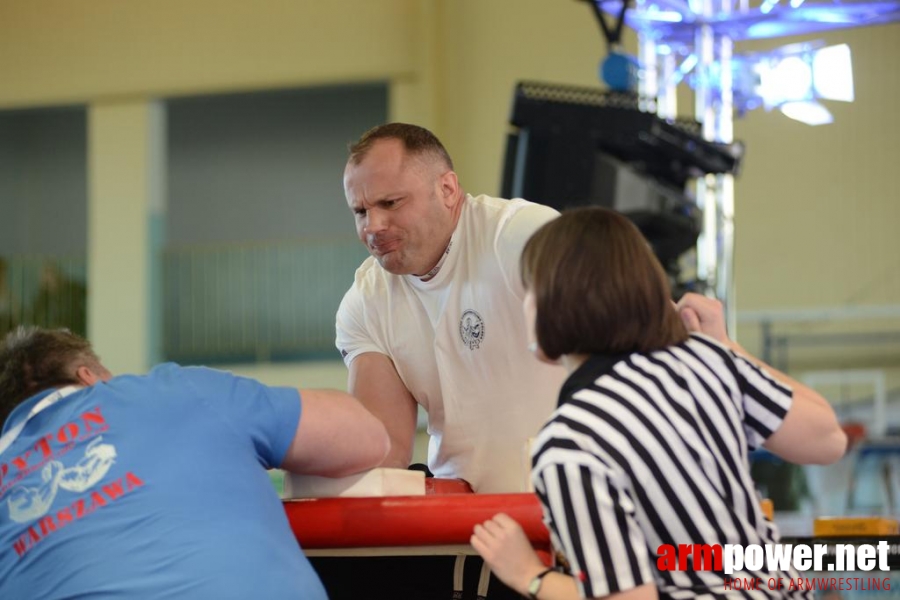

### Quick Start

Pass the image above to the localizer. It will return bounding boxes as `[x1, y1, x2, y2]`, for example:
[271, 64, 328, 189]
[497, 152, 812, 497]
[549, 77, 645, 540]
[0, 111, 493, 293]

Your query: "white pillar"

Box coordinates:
[87, 100, 166, 374]
[716, 0, 737, 337]
[388, 0, 440, 131]
[638, 35, 658, 114]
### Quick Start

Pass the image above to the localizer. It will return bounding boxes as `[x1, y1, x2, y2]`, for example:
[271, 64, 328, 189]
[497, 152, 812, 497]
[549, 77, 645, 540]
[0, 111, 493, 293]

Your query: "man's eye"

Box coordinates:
[354, 209, 366, 217]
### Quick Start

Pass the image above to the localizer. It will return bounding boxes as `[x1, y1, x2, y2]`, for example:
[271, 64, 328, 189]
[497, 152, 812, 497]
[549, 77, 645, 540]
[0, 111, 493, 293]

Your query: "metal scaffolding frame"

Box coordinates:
[590, 0, 900, 335]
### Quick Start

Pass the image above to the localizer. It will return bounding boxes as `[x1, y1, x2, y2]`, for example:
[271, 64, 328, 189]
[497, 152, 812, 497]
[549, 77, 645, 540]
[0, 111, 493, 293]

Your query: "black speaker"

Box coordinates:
[501, 81, 740, 280]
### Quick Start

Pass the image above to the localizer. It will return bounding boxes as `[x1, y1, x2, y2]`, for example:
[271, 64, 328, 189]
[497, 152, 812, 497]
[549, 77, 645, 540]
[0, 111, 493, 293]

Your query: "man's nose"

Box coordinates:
[364, 209, 387, 234]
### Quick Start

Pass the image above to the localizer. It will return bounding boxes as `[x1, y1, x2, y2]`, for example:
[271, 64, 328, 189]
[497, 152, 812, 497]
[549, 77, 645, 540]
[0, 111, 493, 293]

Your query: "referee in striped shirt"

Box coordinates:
[471, 208, 847, 600]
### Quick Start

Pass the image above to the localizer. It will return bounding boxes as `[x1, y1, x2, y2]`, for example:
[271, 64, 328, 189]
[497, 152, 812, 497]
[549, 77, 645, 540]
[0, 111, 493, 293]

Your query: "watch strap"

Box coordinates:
[527, 567, 555, 599]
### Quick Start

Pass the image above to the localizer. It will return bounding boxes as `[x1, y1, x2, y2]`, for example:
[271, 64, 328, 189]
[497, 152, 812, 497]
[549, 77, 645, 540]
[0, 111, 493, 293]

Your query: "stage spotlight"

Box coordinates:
[758, 55, 814, 104]
[812, 44, 854, 102]
[736, 42, 854, 125]
[780, 100, 834, 125]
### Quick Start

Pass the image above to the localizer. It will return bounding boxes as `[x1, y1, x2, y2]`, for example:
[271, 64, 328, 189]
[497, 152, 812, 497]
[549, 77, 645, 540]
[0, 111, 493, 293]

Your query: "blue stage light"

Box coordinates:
[601, 51, 641, 92]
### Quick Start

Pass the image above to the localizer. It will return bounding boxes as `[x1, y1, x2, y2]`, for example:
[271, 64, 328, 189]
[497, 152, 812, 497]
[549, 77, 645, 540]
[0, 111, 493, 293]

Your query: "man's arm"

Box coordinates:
[496, 202, 560, 298]
[676, 293, 847, 465]
[348, 352, 419, 469]
[280, 388, 390, 477]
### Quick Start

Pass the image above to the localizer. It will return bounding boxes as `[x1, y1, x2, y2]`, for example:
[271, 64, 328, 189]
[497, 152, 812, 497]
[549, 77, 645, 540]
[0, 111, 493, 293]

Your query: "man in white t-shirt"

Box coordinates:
[324, 123, 567, 599]
[336, 123, 566, 494]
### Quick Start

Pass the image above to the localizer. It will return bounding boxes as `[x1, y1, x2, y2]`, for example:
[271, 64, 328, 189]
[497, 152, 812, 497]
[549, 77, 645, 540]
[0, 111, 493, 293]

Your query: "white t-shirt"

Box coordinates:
[336, 194, 568, 493]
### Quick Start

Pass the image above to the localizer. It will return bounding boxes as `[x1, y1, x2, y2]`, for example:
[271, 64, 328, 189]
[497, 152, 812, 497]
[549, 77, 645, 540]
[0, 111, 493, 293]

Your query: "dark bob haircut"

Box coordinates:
[520, 207, 688, 360]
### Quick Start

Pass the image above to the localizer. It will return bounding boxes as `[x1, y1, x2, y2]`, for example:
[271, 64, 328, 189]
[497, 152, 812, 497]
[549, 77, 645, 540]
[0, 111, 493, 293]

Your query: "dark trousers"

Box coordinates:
[310, 555, 523, 600]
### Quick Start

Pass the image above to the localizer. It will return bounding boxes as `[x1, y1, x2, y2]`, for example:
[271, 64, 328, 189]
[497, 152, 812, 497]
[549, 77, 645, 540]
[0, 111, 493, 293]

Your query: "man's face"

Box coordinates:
[344, 139, 456, 276]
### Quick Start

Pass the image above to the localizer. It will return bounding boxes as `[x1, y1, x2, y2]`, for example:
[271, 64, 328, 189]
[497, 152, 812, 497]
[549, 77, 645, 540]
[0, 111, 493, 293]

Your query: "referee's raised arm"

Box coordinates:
[675, 292, 848, 465]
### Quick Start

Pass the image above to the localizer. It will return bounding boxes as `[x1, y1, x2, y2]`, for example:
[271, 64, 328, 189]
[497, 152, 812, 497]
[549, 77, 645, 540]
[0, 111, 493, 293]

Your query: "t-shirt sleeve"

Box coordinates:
[732, 353, 793, 449]
[533, 456, 654, 598]
[495, 201, 560, 298]
[335, 283, 385, 367]
[176, 365, 301, 469]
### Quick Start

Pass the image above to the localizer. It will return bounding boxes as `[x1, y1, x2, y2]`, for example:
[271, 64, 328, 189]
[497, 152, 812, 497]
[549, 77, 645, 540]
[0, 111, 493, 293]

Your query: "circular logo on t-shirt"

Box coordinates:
[459, 309, 485, 350]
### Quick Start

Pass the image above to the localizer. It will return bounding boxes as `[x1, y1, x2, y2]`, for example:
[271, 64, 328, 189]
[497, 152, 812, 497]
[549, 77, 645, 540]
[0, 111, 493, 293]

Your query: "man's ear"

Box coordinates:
[438, 170, 460, 207]
[75, 365, 107, 386]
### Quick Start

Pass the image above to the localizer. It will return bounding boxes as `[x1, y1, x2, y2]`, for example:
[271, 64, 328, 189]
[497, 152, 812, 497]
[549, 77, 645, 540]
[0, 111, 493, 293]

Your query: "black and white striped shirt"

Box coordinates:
[531, 333, 808, 600]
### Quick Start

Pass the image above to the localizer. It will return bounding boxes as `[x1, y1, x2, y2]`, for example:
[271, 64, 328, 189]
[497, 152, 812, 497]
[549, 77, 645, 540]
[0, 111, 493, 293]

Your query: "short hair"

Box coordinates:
[0, 326, 101, 425]
[520, 207, 688, 360]
[347, 122, 454, 171]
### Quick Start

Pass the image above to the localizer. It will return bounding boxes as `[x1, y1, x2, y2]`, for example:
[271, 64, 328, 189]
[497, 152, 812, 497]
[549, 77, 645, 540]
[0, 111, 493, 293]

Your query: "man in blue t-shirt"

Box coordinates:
[0, 326, 390, 599]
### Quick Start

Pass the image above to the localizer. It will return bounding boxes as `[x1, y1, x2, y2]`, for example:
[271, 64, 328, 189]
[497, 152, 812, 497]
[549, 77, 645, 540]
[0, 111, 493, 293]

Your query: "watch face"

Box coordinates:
[528, 570, 550, 597]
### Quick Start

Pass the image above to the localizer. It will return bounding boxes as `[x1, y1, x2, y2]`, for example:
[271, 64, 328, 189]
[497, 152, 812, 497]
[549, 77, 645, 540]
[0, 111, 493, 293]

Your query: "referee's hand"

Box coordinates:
[471, 513, 546, 597]
[675, 293, 728, 344]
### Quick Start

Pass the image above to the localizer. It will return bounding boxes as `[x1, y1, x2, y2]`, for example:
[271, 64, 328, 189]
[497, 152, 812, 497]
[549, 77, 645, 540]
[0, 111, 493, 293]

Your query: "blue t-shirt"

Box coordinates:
[0, 363, 327, 600]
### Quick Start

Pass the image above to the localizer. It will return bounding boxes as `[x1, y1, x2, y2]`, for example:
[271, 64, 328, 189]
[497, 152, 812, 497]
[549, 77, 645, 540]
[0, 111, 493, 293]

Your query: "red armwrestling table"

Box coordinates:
[283, 479, 551, 560]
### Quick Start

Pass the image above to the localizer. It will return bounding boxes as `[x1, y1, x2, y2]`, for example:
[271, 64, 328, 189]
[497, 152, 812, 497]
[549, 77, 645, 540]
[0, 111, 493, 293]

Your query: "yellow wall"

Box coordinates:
[3, 0, 899, 369]
[0, 0, 419, 107]
[434, 0, 617, 191]
[428, 5, 900, 397]
[733, 25, 900, 310]
[429, 2, 900, 315]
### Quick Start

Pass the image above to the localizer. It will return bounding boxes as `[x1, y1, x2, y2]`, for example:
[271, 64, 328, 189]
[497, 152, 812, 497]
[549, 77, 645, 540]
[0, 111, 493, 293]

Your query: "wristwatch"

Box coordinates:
[527, 567, 555, 599]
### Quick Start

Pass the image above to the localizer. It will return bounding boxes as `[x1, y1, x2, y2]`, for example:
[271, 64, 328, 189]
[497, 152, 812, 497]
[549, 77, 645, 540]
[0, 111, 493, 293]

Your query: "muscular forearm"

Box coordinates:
[348, 352, 419, 468]
[380, 435, 414, 468]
